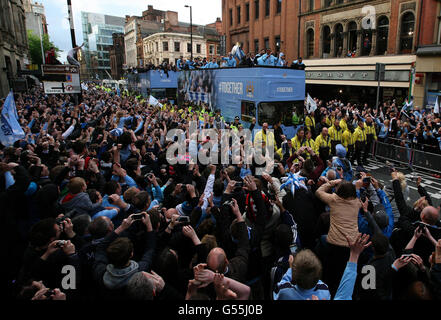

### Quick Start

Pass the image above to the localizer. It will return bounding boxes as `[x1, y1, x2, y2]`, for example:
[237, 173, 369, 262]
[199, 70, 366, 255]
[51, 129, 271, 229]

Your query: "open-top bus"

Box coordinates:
[177, 67, 305, 138]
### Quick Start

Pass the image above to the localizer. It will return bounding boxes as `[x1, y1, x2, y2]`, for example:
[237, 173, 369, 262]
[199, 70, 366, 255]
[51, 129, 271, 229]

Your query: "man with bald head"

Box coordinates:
[206, 198, 250, 283]
[406, 205, 441, 267]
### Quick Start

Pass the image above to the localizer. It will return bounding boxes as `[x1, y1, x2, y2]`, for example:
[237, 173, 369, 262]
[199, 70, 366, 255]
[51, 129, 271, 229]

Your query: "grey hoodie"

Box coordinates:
[103, 260, 139, 290]
[60, 192, 103, 216]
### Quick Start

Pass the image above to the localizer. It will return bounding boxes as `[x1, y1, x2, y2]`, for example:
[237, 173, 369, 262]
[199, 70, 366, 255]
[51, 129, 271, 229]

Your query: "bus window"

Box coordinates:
[258, 101, 302, 126]
[241, 101, 256, 122]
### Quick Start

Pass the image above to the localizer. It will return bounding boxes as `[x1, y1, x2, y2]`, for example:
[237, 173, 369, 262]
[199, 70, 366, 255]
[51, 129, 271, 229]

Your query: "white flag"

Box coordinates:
[435, 96, 440, 114]
[306, 94, 317, 113]
[148, 95, 162, 108]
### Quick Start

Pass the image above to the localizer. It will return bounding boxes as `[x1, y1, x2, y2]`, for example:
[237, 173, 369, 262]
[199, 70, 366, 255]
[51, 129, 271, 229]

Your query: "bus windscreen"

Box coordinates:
[258, 101, 304, 126]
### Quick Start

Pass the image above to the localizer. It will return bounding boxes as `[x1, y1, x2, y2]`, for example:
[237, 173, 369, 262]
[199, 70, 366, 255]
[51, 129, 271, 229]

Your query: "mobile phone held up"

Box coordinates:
[177, 216, 190, 225]
[132, 213, 145, 221]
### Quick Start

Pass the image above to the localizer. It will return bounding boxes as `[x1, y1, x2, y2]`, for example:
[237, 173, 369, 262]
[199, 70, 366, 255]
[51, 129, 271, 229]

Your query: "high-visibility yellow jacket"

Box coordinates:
[276, 146, 295, 159]
[325, 117, 332, 127]
[339, 119, 348, 132]
[353, 126, 367, 143]
[254, 129, 276, 148]
[305, 116, 316, 132]
[302, 138, 315, 159]
[328, 125, 343, 142]
[302, 138, 315, 150]
[342, 129, 355, 149]
[365, 124, 377, 140]
[290, 136, 303, 152]
[315, 134, 331, 153]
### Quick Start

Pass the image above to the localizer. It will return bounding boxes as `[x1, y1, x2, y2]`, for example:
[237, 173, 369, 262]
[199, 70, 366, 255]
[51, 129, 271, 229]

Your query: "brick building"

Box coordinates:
[222, 0, 296, 59]
[413, 0, 441, 108]
[222, 0, 440, 107]
[109, 33, 125, 80]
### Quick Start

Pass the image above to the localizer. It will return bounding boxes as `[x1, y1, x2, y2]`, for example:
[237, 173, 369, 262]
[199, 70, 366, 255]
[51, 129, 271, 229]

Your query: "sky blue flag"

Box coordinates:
[117, 87, 121, 97]
[0, 91, 25, 147]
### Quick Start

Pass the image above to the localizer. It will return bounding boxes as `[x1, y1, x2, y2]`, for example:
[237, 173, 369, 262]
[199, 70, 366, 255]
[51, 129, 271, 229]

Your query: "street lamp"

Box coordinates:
[185, 5, 193, 60]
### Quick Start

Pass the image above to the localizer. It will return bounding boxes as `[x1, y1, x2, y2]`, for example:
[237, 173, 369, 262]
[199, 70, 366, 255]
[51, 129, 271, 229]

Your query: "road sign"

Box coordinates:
[42, 64, 79, 75]
[44, 81, 81, 94]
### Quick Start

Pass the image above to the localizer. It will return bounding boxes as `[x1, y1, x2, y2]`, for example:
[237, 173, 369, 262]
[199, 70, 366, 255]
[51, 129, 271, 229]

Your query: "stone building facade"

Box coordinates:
[142, 32, 207, 66]
[0, 0, 28, 98]
[126, 5, 223, 68]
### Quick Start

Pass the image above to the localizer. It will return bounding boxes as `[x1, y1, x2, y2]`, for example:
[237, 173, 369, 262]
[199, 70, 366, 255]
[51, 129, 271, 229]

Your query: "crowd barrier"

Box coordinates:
[373, 139, 441, 174]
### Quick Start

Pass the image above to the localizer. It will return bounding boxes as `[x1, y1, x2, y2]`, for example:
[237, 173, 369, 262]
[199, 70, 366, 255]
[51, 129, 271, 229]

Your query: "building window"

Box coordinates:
[255, 0, 259, 19]
[277, 0, 282, 14]
[324, 0, 333, 8]
[322, 26, 331, 57]
[347, 21, 358, 54]
[336, 0, 344, 4]
[163, 41, 169, 51]
[209, 45, 214, 55]
[275, 36, 281, 52]
[254, 39, 259, 52]
[237, 6, 241, 25]
[230, 8, 233, 26]
[306, 29, 314, 58]
[264, 37, 269, 50]
[400, 12, 415, 54]
[187, 43, 192, 52]
[241, 101, 256, 122]
[156, 42, 159, 51]
[196, 44, 201, 54]
[376, 16, 389, 55]
[309, 0, 314, 11]
[246, 3, 250, 21]
[265, 0, 270, 17]
[334, 24, 344, 57]
[361, 29, 372, 56]
[217, 45, 220, 54]
[163, 58, 169, 64]
[174, 42, 180, 52]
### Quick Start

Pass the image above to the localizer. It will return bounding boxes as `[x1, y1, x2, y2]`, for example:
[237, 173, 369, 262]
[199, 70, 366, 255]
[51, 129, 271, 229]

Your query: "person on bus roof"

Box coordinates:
[291, 57, 305, 70]
[277, 53, 287, 67]
[222, 54, 237, 67]
[258, 49, 278, 66]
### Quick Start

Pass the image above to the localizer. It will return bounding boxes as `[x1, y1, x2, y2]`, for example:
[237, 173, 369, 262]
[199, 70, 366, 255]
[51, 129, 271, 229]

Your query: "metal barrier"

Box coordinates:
[373, 140, 441, 174]
[412, 149, 441, 173]
[374, 140, 412, 167]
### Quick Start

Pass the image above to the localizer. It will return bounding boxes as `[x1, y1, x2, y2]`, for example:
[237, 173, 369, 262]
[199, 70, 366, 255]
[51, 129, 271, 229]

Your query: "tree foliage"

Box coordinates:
[27, 30, 60, 66]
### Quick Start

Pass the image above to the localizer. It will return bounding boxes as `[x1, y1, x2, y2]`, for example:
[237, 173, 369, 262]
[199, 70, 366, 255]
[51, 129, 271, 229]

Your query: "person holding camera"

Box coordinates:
[17, 217, 80, 298]
[390, 172, 441, 266]
[92, 213, 156, 299]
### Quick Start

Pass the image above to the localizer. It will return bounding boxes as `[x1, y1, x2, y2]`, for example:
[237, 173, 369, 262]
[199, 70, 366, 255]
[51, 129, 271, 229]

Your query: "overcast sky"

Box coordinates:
[42, 0, 222, 62]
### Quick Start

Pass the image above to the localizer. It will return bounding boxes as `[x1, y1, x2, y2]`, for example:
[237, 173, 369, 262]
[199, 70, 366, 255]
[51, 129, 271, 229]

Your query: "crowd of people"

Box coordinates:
[1, 81, 441, 302]
[296, 95, 441, 165]
[125, 46, 306, 74]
